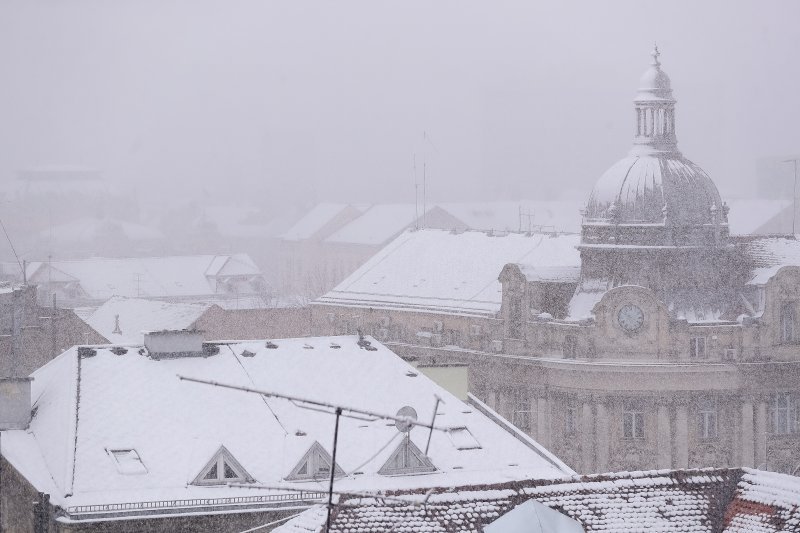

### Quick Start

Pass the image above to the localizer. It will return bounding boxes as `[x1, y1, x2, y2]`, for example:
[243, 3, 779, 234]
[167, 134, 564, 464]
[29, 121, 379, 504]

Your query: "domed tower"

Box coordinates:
[582, 46, 729, 247]
[573, 47, 745, 316]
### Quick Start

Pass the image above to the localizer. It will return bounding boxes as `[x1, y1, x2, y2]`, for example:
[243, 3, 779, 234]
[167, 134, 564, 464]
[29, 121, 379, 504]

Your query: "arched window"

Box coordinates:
[781, 303, 796, 344]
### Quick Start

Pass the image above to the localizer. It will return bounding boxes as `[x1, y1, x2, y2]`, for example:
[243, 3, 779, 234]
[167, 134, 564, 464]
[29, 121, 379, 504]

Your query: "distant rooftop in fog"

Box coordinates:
[24, 253, 268, 308]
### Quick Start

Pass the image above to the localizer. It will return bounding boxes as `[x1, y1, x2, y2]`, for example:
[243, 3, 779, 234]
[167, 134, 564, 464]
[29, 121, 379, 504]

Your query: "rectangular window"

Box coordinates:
[563, 335, 577, 359]
[513, 410, 531, 433]
[565, 407, 577, 436]
[782, 303, 796, 344]
[698, 396, 718, 439]
[623, 407, 645, 439]
[689, 337, 707, 358]
[772, 393, 799, 435]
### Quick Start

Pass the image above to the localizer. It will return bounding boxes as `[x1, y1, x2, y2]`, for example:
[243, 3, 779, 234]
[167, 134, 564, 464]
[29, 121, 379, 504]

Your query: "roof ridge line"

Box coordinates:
[65, 348, 83, 497]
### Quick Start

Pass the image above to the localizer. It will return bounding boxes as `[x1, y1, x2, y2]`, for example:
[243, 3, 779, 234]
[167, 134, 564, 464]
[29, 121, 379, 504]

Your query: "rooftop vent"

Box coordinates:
[0, 377, 33, 430]
[143, 330, 204, 359]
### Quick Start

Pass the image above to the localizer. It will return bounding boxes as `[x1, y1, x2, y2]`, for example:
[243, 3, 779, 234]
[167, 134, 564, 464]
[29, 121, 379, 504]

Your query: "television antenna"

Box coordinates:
[178, 375, 452, 532]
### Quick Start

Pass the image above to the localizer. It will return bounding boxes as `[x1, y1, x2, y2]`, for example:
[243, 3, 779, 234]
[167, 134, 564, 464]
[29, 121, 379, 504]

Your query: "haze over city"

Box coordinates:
[1, 0, 799, 209]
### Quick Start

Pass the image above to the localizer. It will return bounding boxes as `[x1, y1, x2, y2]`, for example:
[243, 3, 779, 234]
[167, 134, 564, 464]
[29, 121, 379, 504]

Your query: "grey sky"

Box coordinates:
[1, 0, 798, 207]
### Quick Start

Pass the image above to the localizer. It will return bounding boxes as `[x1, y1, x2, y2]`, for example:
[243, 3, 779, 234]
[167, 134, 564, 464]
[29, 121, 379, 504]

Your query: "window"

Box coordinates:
[623, 406, 645, 439]
[508, 297, 523, 339]
[378, 436, 436, 475]
[286, 441, 344, 481]
[108, 449, 147, 475]
[192, 446, 253, 485]
[563, 335, 577, 358]
[447, 427, 482, 450]
[512, 409, 531, 432]
[771, 393, 799, 435]
[698, 396, 718, 439]
[781, 303, 796, 344]
[689, 337, 707, 358]
[565, 407, 577, 436]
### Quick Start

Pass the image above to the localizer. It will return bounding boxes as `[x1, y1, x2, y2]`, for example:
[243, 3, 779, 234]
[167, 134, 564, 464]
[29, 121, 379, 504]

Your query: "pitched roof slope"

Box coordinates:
[26, 253, 263, 301]
[316, 229, 581, 316]
[1, 336, 569, 521]
[275, 468, 800, 533]
[85, 297, 211, 344]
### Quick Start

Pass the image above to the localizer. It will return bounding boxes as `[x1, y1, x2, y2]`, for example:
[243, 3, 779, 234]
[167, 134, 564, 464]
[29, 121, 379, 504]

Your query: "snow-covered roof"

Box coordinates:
[1, 336, 570, 522]
[275, 467, 800, 533]
[281, 203, 366, 241]
[316, 229, 581, 316]
[85, 297, 212, 344]
[742, 236, 800, 285]
[25, 253, 264, 301]
[324, 204, 429, 245]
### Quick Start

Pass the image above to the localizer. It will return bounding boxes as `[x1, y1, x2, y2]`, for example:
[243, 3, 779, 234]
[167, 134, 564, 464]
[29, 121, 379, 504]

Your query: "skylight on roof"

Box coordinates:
[108, 449, 148, 475]
[447, 427, 482, 450]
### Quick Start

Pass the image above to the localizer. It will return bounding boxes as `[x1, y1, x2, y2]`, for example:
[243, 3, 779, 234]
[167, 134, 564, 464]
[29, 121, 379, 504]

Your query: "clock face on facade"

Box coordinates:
[617, 304, 644, 332]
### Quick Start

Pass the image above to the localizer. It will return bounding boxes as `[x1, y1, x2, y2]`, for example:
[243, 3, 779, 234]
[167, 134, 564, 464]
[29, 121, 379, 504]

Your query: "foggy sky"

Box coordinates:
[1, 0, 799, 208]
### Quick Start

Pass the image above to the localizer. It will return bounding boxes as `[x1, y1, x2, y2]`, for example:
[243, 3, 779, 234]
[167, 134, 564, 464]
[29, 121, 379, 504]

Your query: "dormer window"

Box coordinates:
[192, 445, 253, 485]
[286, 442, 344, 481]
[378, 436, 436, 475]
[781, 303, 796, 344]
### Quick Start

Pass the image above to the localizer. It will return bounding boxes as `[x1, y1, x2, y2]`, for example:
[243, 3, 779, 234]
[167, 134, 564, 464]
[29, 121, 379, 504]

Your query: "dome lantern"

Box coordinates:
[632, 45, 678, 155]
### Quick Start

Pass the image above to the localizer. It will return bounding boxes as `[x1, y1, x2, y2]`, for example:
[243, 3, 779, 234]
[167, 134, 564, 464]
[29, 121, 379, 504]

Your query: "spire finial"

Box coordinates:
[651, 43, 661, 67]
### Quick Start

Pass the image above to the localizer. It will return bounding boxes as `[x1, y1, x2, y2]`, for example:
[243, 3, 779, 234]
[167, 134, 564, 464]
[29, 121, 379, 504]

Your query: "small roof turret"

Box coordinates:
[636, 45, 675, 103]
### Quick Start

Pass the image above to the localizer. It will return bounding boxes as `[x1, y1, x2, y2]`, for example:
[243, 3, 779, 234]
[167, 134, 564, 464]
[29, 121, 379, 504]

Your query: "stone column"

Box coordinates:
[675, 403, 689, 468]
[741, 400, 755, 468]
[595, 402, 610, 473]
[581, 402, 594, 473]
[536, 397, 549, 449]
[755, 399, 768, 468]
[657, 402, 672, 469]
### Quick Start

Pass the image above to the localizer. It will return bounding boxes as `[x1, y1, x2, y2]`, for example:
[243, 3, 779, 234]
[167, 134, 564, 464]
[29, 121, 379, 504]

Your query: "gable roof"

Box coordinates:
[1, 336, 570, 523]
[280, 203, 366, 241]
[741, 236, 800, 285]
[324, 204, 446, 246]
[274, 467, 800, 533]
[316, 229, 581, 316]
[85, 297, 211, 344]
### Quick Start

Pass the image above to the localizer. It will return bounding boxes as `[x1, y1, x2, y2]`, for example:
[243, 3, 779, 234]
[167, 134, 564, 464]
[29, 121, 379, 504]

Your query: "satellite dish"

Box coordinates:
[395, 406, 418, 433]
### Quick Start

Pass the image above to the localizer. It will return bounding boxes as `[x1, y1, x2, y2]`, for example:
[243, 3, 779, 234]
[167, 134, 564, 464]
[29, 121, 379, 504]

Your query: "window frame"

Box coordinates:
[622, 407, 645, 439]
[689, 336, 707, 359]
[771, 392, 799, 436]
[698, 396, 718, 440]
[562, 334, 577, 359]
[781, 302, 796, 344]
